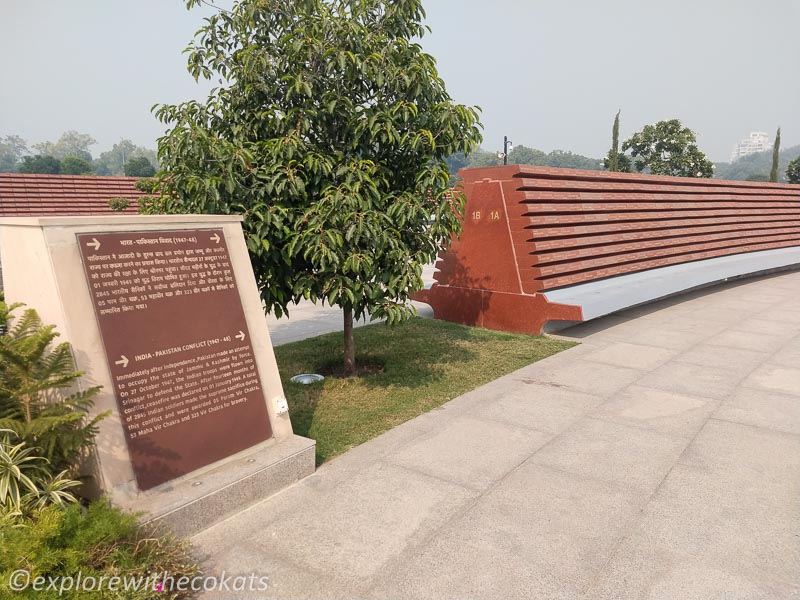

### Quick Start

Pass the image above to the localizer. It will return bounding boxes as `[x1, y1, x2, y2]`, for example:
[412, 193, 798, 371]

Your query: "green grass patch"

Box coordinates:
[275, 317, 576, 464]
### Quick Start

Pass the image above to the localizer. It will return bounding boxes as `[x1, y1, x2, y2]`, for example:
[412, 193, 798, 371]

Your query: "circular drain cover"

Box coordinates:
[290, 373, 325, 384]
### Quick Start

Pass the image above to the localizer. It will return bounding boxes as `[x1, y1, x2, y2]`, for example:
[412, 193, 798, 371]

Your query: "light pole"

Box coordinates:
[503, 135, 512, 165]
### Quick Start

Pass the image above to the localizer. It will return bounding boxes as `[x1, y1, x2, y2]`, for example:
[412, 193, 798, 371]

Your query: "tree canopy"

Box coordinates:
[622, 119, 714, 178]
[123, 156, 156, 177]
[33, 131, 96, 163]
[93, 139, 159, 176]
[0, 135, 29, 173]
[787, 156, 800, 184]
[154, 0, 482, 374]
[17, 155, 61, 174]
[60, 156, 94, 175]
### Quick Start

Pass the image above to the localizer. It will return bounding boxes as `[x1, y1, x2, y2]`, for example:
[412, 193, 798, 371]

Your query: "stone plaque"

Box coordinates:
[77, 229, 272, 490]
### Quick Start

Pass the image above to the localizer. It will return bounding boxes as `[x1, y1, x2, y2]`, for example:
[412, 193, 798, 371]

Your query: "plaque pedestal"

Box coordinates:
[0, 215, 315, 535]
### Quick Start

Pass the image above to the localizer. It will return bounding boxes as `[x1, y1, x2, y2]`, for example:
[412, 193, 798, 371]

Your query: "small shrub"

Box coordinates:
[0, 499, 199, 599]
[137, 195, 180, 215]
[0, 430, 79, 516]
[108, 197, 131, 212]
[134, 177, 159, 194]
[0, 301, 107, 477]
[0, 299, 199, 598]
[0, 429, 45, 512]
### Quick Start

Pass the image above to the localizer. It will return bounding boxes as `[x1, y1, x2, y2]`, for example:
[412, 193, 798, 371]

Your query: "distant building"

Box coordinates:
[731, 132, 770, 162]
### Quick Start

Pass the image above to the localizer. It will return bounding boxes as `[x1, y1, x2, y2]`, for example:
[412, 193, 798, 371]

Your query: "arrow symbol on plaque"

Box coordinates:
[210, 233, 221, 244]
[235, 331, 246, 341]
[115, 355, 129, 368]
[86, 238, 101, 251]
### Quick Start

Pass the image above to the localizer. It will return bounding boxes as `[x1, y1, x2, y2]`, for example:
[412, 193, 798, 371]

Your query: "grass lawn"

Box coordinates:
[274, 317, 576, 464]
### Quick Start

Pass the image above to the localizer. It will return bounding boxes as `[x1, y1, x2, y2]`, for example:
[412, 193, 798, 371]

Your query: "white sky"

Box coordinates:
[1, 0, 798, 161]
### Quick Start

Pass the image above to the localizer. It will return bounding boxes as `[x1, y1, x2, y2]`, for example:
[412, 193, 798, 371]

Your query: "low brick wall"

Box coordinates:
[0, 173, 145, 216]
[414, 165, 800, 333]
[0, 173, 149, 291]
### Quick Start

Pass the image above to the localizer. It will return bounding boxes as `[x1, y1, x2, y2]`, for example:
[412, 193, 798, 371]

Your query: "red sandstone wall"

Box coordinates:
[415, 165, 800, 334]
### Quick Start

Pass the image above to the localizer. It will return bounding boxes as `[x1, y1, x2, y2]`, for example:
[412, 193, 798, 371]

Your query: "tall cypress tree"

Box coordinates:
[770, 127, 781, 182]
[609, 110, 621, 172]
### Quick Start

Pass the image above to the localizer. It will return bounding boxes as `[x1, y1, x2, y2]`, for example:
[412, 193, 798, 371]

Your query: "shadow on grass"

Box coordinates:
[274, 317, 573, 464]
[280, 318, 483, 390]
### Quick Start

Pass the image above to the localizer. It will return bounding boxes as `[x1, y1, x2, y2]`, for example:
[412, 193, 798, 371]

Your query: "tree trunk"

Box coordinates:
[343, 306, 355, 377]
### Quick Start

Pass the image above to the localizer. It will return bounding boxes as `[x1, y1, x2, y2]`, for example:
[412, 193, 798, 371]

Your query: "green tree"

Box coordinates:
[123, 156, 156, 177]
[94, 139, 159, 176]
[444, 153, 470, 185]
[607, 110, 621, 172]
[622, 119, 713, 178]
[0, 135, 29, 172]
[545, 149, 602, 170]
[448, 145, 604, 173]
[603, 149, 632, 172]
[507, 145, 546, 165]
[787, 156, 800, 184]
[770, 127, 781, 182]
[154, 0, 482, 375]
[17, 155, 61, 174]
[603, 110, 632, 172]
[465, 148, 502, 167]
[33, 131, 96, 162]
[60, 156, 94, 175]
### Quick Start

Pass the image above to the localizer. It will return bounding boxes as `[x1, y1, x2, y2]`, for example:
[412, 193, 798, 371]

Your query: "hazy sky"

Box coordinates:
[2, 0, 798, 162]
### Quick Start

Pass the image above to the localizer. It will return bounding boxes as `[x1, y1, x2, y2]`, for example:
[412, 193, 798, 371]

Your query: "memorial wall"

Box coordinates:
[415, 165, 800, 334]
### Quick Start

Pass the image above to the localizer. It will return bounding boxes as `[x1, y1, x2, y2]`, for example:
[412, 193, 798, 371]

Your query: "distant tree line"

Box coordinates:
[0, 131, 158, 177]
[714, 143, 800, 183]
[602, 114, 799, 183]
[445, 145, 602, 182]
[6, 125, 797, 184]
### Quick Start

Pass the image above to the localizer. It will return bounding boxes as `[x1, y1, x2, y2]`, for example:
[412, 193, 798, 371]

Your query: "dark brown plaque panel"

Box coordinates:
[77, 229, 272, 490]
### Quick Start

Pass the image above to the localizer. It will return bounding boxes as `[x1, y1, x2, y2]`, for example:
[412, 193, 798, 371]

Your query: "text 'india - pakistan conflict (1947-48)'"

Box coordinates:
[77, 229, 272, 490]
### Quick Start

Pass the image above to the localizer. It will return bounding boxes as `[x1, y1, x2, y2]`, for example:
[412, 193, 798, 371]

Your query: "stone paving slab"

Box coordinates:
[585, 531, 800, 600]
[588, 385, 718, 438]
[194, 271, 800, 599]
[368, 462, 646, 600]
[715, 387, 800, 435]
[471, 382, 604, 435]
[386, 416, 551, 491]
[673, 343, 771, 371]
[529, 417, 690, 493]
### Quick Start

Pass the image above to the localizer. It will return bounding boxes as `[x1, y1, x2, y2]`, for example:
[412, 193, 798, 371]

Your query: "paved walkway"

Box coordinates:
[194, 271, 800, 599]
[266, 264, 436, 345]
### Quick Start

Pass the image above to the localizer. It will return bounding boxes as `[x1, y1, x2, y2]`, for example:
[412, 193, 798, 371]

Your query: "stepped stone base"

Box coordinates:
[115, 434, 315, 537]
